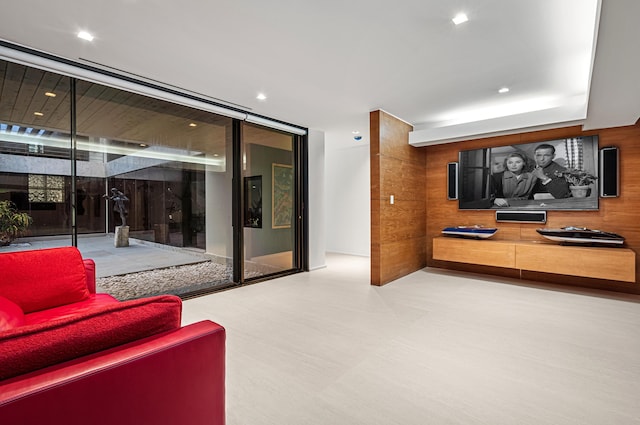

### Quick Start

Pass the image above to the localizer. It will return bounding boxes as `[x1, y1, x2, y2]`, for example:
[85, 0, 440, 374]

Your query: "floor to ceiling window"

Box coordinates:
[74, 79, 232, 250]
[73, 79, 235, 297]
[0, 53, 307, 299]
[0, 61, 73, 240]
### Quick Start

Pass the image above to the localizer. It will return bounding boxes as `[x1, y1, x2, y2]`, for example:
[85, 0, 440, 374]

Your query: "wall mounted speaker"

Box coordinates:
[447, 162, 458, 200]
[599, 146, 619, 197]
[495, 210, 547, 223]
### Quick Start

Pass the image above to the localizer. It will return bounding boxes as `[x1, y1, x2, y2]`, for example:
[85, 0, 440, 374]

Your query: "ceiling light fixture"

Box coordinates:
[256, 93, 267, 101]
[189, 123, 197, 127]
[77, 31, 94, 41]
[452, 13, 468, 25]
[2, 131, 226, 168]
[435, 95, 562, 127]
[498, 87, 510, 94]
[33, 112, 44, 116]
[45, 92, 57, 97]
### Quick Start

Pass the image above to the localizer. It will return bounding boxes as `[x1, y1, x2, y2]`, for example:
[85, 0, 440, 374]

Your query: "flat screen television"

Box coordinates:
[458, 135, 599, 210]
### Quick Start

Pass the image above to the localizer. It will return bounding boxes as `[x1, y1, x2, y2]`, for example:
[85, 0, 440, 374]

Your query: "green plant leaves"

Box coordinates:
[0, 200, 32, 245]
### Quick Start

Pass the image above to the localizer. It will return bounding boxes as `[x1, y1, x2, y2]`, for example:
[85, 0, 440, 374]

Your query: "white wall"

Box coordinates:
[324, 132, 370, 257]
[307, 130, 326, 269]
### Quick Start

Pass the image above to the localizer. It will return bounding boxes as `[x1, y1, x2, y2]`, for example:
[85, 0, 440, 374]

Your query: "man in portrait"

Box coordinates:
[530, 143, 571, 199]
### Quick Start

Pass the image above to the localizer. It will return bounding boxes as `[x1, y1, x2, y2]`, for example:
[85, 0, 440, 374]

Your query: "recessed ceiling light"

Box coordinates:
[33, 112, 44, 117]
[256, 93, 267, 101]
[45, 92, 57, 98]
[77, 31, 94, 41]
[452, 13, 468, 25]
[498, 87, 510, 94]
[189, 123, 197, 127]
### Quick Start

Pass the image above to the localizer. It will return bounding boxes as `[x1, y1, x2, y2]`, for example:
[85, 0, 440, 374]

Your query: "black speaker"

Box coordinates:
[447, 162, 458, 200]
[495, 210, 547, 223]
[599, 146, 619, 197]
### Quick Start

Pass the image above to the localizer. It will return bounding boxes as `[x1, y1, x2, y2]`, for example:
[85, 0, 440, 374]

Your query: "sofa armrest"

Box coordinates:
[83, 258, 96, 294]
[0, 320, 226, 425]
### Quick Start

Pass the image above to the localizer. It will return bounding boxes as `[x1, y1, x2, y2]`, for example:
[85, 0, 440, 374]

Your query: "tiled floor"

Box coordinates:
[183, 253, 640, 425]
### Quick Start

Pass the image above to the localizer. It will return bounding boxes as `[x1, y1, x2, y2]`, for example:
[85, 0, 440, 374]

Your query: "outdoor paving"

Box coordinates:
[1, 234, 208, 278]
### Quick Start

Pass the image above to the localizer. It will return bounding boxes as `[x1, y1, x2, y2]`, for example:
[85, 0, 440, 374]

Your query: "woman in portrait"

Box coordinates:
[490, 152, 538, 207]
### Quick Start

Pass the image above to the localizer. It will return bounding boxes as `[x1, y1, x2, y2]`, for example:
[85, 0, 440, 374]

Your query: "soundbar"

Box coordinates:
[495, 210, 547, 223]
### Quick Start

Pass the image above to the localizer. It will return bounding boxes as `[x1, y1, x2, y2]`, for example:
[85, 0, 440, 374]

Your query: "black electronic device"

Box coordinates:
[447, 162, 458, 200]
[599, 146, 619, 197]
[495, 210, 547, 223]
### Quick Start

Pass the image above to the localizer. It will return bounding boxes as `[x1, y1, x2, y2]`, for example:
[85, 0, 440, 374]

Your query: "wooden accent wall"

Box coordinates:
[425, 123, 640, 294]
[370, 110, 427, 285]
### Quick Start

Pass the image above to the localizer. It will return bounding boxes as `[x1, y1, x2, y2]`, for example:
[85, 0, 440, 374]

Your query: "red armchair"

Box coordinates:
[0, 247, 225, 425]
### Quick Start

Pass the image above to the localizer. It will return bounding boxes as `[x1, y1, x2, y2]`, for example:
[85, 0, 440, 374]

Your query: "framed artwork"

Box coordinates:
[244, 175, 262, 228]
[272, 163, 293, 229]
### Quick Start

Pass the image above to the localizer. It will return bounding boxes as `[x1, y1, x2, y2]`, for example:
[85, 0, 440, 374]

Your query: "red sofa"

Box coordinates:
[0, 247, 225, 425]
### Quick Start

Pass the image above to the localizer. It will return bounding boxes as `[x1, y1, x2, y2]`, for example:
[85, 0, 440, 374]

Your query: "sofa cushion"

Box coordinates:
[0, 294, 182, 381]
[0, 296, 25, 331]
[0, 247, 90, 313]
[25, 294, 119, 326]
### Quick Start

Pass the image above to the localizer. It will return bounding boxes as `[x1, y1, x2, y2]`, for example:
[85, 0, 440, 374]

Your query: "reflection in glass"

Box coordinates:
[0, 56, 304, 298]
[74, 79, 234, 298]
[244, 176, 262, 228]
[242, 123, 295, 279]
[0, 57, 236, 300]
[271, 164, 293, 229]
[0, 62, 72, 238]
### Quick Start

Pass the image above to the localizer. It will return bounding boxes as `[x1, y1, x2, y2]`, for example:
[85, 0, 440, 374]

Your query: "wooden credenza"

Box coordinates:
[432, 237, 636, 283]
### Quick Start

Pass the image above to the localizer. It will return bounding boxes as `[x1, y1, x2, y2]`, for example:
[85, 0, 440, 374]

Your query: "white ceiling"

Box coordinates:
[0, 0, 639, 145]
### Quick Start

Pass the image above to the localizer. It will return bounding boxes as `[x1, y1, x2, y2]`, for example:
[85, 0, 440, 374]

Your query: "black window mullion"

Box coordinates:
[232, 118, 243, 283]
[70, 78, 78, 247]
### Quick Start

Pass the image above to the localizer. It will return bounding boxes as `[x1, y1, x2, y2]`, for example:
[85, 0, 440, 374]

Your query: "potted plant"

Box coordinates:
[554, 169, 598, 198]
[0, 200, 32, 246]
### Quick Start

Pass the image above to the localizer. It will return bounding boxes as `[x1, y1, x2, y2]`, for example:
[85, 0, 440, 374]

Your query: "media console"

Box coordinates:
[432, 237, 636, 283]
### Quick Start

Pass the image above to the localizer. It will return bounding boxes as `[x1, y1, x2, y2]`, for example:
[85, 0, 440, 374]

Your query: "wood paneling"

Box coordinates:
[433, 237, 636, 282]
[433, 237, 516, 268]
[515, 243, 635, 283]
[370, 110, 426, 286]
[425, 123, 640, 294]
[380, 237, 427, 284]
[433, 237, 635, 282]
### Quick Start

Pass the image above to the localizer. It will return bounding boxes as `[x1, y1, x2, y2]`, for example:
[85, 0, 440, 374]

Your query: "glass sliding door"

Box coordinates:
[0, 61, 73, 245]
[1, 54, 307, 299]
[74, 80, 234, 298]
[241, 122, 297, 279]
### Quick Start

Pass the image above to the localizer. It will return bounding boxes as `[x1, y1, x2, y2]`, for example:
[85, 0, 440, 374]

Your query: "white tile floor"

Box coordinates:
[183, 253, 640, 425]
